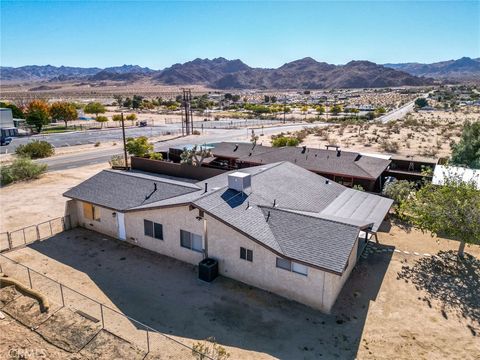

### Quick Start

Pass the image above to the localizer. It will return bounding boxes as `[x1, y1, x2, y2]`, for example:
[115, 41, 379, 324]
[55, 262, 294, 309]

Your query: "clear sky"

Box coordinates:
[1, 1, 479, 69]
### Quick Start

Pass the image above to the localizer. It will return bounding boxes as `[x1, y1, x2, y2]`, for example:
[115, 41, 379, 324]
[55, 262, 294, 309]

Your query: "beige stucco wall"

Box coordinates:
[69, 200, 358, 312]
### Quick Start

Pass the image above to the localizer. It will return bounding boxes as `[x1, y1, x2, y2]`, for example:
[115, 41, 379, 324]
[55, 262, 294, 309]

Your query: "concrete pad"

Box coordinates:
[2, 295, 59, 328]
[36, 307, 102, 352]
[80, 330, 146, 360]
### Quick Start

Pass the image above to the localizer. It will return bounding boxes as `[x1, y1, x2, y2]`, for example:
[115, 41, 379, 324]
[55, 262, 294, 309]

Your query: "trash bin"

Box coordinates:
[198, 258, 218, 282]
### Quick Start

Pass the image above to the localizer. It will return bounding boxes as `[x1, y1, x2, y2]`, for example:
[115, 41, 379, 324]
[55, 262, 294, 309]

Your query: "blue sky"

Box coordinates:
[1, 1, 479, 68]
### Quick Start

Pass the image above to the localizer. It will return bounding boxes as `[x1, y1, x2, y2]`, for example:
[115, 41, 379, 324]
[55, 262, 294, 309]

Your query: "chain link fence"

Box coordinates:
[0, 254, 212, 359]
[0, 216, 72, 253]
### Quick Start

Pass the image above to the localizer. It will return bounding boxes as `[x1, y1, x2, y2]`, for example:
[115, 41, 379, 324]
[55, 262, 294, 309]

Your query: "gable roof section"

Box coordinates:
[211, 142, 391, 179]
[259, 207, 361, 274]
[63, 170, 200, 211]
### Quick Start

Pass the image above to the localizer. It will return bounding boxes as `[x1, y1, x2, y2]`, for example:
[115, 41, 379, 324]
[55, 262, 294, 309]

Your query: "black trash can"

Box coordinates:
[198, 258, 218, 282]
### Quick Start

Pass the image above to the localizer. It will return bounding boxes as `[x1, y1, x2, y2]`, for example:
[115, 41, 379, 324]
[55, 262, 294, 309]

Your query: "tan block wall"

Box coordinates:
[70, 200, 356, 312]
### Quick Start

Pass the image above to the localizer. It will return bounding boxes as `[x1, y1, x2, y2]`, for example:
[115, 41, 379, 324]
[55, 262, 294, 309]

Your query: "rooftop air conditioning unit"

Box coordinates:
[228, 172, 251, 192]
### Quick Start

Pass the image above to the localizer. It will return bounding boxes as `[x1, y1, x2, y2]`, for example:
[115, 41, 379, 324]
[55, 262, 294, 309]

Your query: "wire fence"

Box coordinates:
[0, 253, 212, 359]
[0, 216, 72, 253]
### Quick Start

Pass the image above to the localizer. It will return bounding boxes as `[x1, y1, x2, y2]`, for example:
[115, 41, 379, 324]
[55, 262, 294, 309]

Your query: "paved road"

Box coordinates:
[37, 123, 324, 172]
[377, 92, 431, 124]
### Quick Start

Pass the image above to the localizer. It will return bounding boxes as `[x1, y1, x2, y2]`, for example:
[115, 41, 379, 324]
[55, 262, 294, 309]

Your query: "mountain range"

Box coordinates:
[384, 57, 480, 81]
[2, 56, 478, 89]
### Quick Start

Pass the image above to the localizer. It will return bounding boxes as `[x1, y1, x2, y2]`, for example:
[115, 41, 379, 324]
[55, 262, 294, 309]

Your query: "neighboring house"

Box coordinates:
[432, 165, 480, 189]
[64, 161, 393, 312]
[0, 108, 18, 138]
[207, 142, 391, 191]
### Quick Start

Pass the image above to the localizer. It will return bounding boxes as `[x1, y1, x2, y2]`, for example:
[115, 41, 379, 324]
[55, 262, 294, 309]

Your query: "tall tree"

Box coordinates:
[0, 101, 24, 118]
[50, 102, 78, 128]
[25, 100, 50, 133]
[84, 102, 106, 119]
[401, 175, 480, 257]
[451, 121, 480, 169]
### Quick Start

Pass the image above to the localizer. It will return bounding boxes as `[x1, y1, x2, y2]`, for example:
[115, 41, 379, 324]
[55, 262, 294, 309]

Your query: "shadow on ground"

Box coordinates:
[397, 250, 480, 326]
[23, 229, 392, 359]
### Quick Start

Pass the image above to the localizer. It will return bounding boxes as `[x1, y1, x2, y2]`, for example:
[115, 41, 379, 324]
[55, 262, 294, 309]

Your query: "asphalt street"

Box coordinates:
[36, 123, 323, 172]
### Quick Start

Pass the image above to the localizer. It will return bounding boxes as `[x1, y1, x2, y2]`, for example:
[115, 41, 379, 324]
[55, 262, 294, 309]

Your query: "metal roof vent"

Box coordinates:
[228, 172, 251, 192]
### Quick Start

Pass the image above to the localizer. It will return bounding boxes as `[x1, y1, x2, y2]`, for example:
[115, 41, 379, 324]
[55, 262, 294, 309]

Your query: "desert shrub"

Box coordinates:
[379, 139, 399, 153]
[15, 140, 55, 159]
[192, 337, 230, 360]
[148, 152, 163, 160]
[271, 136, 300, 147]
[1, 157, 47, 185]
[192, 130, 201, 135]
[109, 155, 125, 168]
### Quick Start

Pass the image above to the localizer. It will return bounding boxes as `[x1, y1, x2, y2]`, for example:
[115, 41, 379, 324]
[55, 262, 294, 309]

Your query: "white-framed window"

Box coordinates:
[240, 247, 253, 262]
[180, 230, 203, 252]
[276, 257, 308, 276]
[144, 220, 163, 240]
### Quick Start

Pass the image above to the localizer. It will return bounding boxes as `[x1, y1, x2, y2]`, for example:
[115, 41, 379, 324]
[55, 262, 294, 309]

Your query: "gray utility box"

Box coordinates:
[198, 258, 219, 282]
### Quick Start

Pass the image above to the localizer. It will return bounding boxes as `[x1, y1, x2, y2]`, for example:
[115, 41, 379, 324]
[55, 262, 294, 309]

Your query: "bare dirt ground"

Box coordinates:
[266, 107, 479, 159]
[0, 163, 108, 232]
[1, 227, 478, 359]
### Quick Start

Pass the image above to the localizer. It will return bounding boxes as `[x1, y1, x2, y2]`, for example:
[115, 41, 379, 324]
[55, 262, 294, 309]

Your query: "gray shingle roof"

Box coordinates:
[63, 170, 200, 211]
[212, 142, 391, 179]
[65, 162, 393, 274]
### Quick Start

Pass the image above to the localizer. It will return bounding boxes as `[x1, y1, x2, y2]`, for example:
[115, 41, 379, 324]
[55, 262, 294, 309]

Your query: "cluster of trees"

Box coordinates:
[125, 136, 162, 159]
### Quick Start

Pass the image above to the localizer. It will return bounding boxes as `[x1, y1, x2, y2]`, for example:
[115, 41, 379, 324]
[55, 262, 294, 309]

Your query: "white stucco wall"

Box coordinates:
[70, 200, 358, 312]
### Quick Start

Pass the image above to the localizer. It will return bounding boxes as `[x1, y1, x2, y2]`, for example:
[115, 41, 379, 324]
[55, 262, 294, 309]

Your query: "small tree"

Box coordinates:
[84, 102, 106, 119]
[400, 175, 480, 257]
[450, 121, 480, 168]
[316, 105, 325, 115]
[0, 101, 24, 118]
[50, 102, 78, 128]
[415, 97, 428, 108]
[96, 115, 109, 128]
[112, 114, 123, 121]
[26, 100, 50, 133]
[126, 136, 153, 157]
[330, 104, 342, 115]
[180, 146, 212, 166]
[383, 180, 416, 210]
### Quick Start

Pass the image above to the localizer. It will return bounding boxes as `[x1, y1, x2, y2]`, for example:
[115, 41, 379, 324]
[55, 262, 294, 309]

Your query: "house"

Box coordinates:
[207, 142, 391, 191]
[432, 165, 480, 189]
[0, 108, 18, 138]
[64, 162, 393, 312]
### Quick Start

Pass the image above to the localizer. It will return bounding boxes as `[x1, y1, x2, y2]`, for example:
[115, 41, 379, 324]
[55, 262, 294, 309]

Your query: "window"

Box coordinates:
[276, 257, 308, 276]
[83, 203, 100, 221]
[144, 219, 163, 240]
[240, 247, 253, 262]
[180, 230, 203, 252]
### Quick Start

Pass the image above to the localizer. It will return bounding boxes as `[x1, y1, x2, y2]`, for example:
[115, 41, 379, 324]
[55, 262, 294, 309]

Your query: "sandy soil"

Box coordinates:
[266, 108, 479, 159]
[0, 163, 108, 232]
[2, 227, 478, 359]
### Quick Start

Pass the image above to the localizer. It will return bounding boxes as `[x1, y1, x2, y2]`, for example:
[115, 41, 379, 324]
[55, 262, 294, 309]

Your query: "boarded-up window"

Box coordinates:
[83, 203, 99, 220]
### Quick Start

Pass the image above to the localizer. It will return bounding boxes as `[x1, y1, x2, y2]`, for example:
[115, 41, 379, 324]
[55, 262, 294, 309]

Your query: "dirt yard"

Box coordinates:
[266, 108, 479, 160]
[0, 163, 108, 232]
[1, 226, 478, 359]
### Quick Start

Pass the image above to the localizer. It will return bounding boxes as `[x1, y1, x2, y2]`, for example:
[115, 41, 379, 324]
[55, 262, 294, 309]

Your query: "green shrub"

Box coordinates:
[148, 152, 163, 160]
[271, 136, 300, 147]
[1, 158, 47, 186]
[15, 140, 55, 159]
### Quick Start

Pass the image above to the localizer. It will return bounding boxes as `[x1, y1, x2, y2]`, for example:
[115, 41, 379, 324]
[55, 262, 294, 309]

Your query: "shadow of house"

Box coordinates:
[25, 230, 393, 359]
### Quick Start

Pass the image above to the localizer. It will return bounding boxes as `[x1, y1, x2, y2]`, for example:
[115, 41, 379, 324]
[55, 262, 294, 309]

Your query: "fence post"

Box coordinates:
[7, 232, 12, 250]
[100, 304, 105, 328]
[59, 283, 65, 307]
[36, 225, 40, 241]
[27, 268, 33, 288]
[146, 329, 150, 354]
[23, 228, 26, 245]
[49, 220, 53, 236]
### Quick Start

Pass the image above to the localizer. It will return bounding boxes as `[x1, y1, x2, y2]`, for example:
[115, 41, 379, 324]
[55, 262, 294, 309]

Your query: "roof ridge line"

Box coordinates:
[104, 169, 201, 189]
[260, 205, 363, 229]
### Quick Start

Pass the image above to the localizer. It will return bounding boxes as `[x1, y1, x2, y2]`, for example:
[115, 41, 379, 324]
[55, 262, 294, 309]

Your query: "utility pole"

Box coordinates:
[121, 112, 128, 170]
[283, 96, 287, 124]
[181, 88, 193, 136]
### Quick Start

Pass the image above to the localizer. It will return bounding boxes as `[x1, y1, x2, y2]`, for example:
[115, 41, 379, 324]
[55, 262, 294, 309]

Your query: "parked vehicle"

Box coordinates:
[137, 121, 147, 127]
[0, 136, 12, 146]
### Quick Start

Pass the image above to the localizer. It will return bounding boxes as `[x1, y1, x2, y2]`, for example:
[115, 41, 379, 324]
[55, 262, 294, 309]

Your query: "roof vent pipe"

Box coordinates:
[204, 182, 208, 193]
[273, 199, 276, 207]
[337, 150, 341, 157]
[234, 144, 239, 152]
[325, 180, 329, 184]
[301, 146, 307, 154]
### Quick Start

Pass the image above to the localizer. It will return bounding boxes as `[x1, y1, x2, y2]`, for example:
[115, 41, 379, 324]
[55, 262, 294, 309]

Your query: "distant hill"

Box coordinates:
[209, 58, 431, 89]
[1, 57, 437, 89]
[384, 57, 480, 81]
[0, 65, 101, 81]
[153, 57, 251, 85]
